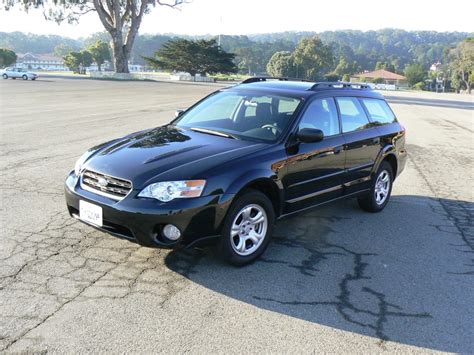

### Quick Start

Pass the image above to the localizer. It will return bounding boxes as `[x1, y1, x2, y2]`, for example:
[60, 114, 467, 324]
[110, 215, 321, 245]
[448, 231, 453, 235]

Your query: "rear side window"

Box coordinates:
[361, 98, 396, 124]
[336, 97, 371, 133]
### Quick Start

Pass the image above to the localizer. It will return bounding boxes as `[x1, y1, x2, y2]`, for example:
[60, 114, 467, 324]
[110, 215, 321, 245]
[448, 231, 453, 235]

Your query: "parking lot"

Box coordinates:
[0, 78, 473, 352]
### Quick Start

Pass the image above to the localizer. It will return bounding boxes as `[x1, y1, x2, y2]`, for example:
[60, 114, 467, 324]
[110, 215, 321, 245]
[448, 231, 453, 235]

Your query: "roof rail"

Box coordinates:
[240, 76, 311, 84]
[310, 82, 372, 90]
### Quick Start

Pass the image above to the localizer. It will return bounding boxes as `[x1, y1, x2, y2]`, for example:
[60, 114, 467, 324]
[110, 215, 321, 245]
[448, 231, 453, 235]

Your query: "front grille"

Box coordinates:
[81, 169, 132, 200]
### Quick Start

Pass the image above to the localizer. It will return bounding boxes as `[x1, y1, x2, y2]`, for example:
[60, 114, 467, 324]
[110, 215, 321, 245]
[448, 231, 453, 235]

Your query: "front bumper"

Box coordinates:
[64, 172, 234, 248]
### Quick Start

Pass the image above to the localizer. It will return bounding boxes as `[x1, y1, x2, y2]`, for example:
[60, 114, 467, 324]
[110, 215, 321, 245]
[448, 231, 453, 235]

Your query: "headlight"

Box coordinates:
[138, 180, 206, 202]
[74, 151, 93, 176]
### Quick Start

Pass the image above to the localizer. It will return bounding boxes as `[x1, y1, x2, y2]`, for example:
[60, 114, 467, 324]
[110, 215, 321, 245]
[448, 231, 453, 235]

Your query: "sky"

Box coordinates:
[0, 0, 473, 38]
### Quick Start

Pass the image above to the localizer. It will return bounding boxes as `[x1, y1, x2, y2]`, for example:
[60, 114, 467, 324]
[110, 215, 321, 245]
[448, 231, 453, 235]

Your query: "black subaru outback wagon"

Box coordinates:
[65, 78, 407, 265]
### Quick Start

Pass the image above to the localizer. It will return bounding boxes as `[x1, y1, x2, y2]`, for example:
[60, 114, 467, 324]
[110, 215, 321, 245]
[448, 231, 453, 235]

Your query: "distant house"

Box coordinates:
[16, 53, 66, 71]
[430, 61, 442, 72]
[350, 69, 407, 88]
[426, 61, 445, 92]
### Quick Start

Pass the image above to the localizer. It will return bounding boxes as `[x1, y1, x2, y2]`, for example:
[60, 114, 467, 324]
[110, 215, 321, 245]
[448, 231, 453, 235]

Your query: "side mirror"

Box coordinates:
[297, 128, 324, 143]
[175, 109, 185, 118]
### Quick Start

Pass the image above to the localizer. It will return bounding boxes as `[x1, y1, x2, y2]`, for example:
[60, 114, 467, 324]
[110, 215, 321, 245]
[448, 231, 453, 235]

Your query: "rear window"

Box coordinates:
[361, 98, 396, 124]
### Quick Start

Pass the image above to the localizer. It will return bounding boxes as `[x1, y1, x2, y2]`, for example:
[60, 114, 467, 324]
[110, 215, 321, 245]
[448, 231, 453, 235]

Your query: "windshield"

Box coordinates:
[174, 91, 301, 142]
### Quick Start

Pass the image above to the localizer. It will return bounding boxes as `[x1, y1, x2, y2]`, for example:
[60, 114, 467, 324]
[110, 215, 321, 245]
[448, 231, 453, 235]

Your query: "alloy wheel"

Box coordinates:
[374, 170, 390, 205]
[230, 204, 268, 256]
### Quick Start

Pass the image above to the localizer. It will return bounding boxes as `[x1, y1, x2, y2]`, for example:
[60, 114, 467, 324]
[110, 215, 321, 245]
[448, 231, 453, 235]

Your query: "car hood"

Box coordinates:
[83, 125, 265, 189]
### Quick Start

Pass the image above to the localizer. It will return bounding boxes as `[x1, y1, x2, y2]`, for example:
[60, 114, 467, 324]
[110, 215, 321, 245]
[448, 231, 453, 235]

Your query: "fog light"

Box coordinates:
[162, 224, 181, 241]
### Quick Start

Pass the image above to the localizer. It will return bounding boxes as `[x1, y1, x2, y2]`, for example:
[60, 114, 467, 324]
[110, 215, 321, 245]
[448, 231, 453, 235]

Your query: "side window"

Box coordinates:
[361, 98, 396, 124]
[298, 98, 340, 137]
[336, 97, 371, 133]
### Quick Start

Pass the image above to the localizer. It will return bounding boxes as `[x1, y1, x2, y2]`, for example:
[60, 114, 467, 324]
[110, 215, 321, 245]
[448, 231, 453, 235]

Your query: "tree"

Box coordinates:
[197, 39, 237, 75]
[292, 36, 334, 80]
[80, 50, 94, 73]
[88, 40, 111, 71]
[333, 57, 360, 77]
[3, 0, 186, 73]
[375, 61, 396, 72]
[64, 50, 93, 74]
[266, 51, 296, 77]
[448, 38, 474, 94]
[234, 46, 262, 75]
[144, 39, 237, 77]
[0, 48, 17, 67]
[63, 52, 81, 73]
[404, 63, 426, 86]
[54, 43, 73, 57]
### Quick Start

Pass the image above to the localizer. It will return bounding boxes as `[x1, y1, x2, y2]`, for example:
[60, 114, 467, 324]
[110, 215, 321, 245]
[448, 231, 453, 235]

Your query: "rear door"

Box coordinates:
[336, 96, 381, 194]
[283, 97, 345, 213]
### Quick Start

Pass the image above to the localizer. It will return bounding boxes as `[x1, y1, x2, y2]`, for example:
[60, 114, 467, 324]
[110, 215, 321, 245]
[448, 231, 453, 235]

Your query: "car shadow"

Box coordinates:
[164, 195, 473, 352]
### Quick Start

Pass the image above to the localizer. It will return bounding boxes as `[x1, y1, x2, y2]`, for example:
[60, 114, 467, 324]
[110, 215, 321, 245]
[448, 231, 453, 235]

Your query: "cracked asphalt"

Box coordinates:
[0, 78, 473, 353]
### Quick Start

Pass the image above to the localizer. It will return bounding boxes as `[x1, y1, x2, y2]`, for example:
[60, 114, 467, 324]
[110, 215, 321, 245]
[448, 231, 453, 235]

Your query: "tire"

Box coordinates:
[31, 78, 36, 81]
[2, 74, 7, 79]
[22, 75, 28, 80]
[358, 161, 393, 213]
[217, 189, 275, 266]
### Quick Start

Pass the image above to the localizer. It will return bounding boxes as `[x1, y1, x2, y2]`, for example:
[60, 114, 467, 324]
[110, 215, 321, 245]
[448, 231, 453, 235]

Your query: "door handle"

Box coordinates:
[334, 146, 344, 155]
[373, 137, 380, 144]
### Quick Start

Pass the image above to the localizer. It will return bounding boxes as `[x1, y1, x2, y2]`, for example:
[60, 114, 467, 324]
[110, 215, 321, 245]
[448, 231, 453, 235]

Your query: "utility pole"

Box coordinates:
[218, 16, 222, 47]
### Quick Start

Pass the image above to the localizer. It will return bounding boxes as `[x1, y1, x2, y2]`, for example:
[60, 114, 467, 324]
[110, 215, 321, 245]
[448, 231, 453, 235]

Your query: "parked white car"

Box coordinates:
[2, 67, 38, 80]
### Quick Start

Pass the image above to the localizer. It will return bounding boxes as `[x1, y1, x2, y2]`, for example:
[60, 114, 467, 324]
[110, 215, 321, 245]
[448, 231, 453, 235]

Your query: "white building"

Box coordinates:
[430, 61, 442, 72]
[16, 53, 66, 71]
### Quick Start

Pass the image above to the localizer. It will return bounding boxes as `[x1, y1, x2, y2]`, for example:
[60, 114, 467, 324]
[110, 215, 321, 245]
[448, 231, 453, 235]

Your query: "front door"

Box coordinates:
[283, 97, 345, 214]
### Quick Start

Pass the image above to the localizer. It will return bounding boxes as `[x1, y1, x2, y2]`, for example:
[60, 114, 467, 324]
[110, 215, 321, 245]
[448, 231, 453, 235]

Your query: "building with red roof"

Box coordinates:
[350, 69, 407, 87]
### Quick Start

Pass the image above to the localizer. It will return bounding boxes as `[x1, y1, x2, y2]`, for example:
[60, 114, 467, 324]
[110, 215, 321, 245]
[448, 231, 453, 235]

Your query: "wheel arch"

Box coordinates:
[383, 154, 398, 179]
[226, 171, 284, 217]
[374, 145, 398, 180]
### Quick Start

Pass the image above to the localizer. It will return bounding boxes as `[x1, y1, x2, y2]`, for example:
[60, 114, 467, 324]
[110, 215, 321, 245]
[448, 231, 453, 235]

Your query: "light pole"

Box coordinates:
[218, 16, 222, 47]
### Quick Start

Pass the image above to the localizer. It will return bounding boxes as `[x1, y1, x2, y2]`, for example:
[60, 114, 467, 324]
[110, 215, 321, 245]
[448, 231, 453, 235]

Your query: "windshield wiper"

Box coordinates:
[190, 127, 237, 139]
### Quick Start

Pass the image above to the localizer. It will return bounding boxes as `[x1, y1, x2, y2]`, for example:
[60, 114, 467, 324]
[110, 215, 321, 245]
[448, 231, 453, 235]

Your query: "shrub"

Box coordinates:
[413, 81, 425, 90]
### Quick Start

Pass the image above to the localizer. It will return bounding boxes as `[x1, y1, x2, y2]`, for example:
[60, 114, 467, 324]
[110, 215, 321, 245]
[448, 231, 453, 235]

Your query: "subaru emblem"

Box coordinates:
[98, 177, 108, 187]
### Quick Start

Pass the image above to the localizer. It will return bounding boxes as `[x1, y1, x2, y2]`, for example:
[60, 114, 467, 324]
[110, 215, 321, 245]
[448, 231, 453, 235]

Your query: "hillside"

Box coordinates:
[1, 29, 471, 75]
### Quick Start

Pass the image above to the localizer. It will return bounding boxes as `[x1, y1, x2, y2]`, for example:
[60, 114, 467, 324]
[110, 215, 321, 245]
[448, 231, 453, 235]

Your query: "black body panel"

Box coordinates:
[65, 80, 406, 248]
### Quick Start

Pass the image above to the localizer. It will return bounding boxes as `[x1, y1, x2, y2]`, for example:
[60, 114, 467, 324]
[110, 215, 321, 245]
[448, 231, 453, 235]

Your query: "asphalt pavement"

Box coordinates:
[0, 78, 472, 353]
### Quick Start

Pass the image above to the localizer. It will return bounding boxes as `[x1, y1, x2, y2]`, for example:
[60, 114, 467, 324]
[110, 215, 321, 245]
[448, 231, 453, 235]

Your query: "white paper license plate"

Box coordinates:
[79, 200, 103, 227]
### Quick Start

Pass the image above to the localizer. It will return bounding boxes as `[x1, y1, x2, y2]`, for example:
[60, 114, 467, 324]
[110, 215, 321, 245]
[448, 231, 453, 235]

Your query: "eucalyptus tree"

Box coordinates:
[2, 0, 186, 73]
